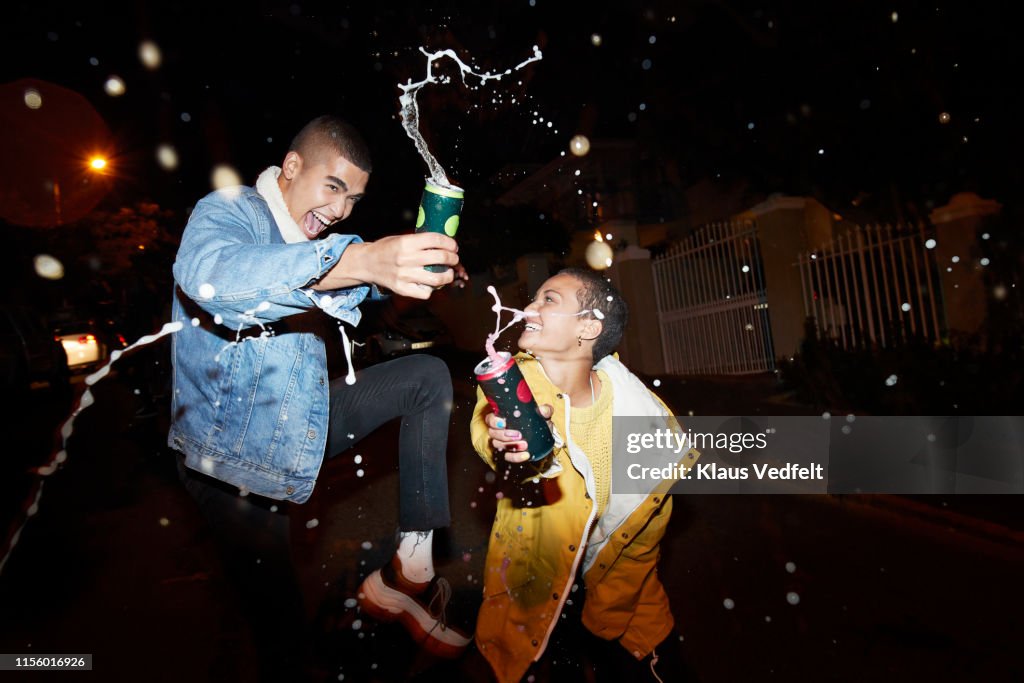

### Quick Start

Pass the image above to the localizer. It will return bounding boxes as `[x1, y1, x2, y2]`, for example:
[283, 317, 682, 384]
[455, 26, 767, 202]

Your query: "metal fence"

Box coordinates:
[652, 220, 776, 374]
[795, 224, 943, 350]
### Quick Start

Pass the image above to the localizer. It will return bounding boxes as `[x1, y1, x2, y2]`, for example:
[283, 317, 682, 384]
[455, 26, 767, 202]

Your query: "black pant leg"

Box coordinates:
[177, 459, 311, 683]
[326, 354, 453, 530]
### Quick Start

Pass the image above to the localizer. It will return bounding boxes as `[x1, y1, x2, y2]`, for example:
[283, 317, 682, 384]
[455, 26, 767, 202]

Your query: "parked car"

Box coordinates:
[52, 318, 127, 371]
[0, 305, 70, 395]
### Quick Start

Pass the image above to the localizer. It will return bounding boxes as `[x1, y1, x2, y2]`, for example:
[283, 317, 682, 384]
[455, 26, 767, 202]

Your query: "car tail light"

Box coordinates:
[78, 334, 96, 344]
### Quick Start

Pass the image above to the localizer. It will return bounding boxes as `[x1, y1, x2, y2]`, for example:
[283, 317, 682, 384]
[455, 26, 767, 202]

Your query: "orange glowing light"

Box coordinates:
[89, 157, 108, 171]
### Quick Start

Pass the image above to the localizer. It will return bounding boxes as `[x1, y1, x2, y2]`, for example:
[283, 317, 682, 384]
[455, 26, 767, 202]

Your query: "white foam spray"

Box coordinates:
[399, 45, 543, 186]
[485, 285, 536, 364]
[0, 322, 183, 576]
[483, 286, 607, 363]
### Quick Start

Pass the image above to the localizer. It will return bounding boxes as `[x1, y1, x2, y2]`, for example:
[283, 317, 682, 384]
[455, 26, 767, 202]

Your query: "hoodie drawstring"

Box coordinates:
[649, 648, 664, 683]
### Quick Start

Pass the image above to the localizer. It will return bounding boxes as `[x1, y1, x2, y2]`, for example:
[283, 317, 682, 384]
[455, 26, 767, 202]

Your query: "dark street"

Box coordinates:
[1, 347, 1021, 682]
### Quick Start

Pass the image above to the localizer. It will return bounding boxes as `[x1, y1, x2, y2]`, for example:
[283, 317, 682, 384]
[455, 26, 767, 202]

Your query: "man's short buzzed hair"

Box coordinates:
[289, 115, 373, 173]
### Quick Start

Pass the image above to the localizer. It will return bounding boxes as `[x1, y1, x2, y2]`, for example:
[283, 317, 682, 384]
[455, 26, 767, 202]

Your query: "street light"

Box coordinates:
[53, 155, 110, 225]
[585, 230, 614, 270]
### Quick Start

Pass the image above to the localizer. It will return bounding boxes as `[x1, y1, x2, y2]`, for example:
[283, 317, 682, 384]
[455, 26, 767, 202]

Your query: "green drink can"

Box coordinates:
[415, 180, 464, 273]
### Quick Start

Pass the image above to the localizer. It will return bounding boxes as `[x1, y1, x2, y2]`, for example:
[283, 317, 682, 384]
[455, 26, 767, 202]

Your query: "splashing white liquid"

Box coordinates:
[485, 285, 535, 364]
[399, 45, 543, 186]
[483, 286, 605, 363]
[0, 322, 184, 576]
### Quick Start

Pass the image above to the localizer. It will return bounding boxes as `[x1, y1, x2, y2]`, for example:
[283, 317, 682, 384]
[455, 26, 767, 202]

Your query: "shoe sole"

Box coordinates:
[357, 570, 470, 659]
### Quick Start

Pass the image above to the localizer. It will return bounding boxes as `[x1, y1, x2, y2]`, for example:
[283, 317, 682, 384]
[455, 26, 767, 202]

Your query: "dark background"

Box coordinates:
[4, 1, 1021, 244]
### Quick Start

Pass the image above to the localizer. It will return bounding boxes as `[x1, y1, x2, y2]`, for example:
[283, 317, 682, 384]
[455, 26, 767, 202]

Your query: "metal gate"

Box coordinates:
[652, 220, 775, 375]
[795, 224, 943, 349]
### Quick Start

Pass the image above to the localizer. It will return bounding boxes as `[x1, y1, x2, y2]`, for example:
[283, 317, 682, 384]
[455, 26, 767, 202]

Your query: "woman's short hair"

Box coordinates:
[560, 267, 628, 363]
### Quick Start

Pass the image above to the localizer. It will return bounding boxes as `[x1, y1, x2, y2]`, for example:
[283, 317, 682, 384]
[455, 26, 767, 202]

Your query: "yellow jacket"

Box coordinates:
[470, 353, 698, 683]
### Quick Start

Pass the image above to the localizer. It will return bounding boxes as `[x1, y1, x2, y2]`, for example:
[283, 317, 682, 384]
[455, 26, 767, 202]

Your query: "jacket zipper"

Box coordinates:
[535, 394, 598, 659]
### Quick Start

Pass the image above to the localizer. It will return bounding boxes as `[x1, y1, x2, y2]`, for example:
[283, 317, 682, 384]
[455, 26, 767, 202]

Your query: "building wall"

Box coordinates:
[736, 197, 833, 360]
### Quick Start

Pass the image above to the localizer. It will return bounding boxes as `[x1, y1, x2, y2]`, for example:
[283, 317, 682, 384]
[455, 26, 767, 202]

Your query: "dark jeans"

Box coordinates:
[585, 628, 698, 682]
[525, 584, 700, 683]
[326, 353, 452, 530]
[178, 459, 310, 683]
[177, 353, 453, 680]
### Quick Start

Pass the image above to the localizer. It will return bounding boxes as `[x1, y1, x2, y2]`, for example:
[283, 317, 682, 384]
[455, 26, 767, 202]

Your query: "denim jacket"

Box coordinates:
[168, 185, 370, 503]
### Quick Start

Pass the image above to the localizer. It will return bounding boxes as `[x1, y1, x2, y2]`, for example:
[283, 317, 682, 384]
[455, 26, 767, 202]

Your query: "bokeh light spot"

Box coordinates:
[104, 76, 126, 97]
[569, 134, 590, 157]
[156, 144, 179, 170]
[138, 40, 162, 69]
[33, 254, 64, 280]
[586, 240, 613, 270]
[24, 88, 42, 109]
[211, 164, 242, 190]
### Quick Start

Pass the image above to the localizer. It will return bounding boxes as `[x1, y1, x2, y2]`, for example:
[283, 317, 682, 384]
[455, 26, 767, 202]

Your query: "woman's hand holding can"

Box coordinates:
[485, 404, 554, 464]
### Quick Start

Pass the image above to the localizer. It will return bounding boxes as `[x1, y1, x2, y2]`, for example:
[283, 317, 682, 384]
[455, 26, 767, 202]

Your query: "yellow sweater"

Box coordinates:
[569, 370, 613, 517]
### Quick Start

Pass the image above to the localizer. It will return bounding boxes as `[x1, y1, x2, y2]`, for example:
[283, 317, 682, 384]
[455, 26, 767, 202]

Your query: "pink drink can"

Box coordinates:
[474, 352, 555, 462]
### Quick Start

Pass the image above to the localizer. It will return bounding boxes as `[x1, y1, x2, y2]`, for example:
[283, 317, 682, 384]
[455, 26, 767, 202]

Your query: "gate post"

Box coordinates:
[928, 192, 1002, 343]
[607, 245, 665, 375]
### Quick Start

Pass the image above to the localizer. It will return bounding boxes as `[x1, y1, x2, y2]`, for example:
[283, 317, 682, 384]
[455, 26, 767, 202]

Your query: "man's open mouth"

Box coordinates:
[302, 210, 333, 236]
[524, 323, 542, 332]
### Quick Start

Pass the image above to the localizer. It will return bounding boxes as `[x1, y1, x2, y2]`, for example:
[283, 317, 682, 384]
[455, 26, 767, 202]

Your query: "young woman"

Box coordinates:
[470, 268, 699, 683]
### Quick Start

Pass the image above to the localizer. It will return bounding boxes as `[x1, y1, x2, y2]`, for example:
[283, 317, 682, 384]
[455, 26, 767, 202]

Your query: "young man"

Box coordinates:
[170, 115, 469, 680]
[471, 269, 699, 683]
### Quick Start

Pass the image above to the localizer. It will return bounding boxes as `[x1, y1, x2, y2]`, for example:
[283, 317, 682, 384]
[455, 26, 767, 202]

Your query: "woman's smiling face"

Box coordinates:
[518, 273, 590, 357]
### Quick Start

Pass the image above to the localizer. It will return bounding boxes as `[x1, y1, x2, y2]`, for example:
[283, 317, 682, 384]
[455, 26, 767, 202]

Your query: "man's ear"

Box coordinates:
[281, 151, 302, 180]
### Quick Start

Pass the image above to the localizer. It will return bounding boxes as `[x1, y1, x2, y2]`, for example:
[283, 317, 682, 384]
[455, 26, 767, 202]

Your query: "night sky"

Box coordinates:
[3, 1, 1021, 237]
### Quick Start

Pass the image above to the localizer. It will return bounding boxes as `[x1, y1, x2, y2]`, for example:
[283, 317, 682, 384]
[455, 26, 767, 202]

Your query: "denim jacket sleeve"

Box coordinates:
[172, 188, 369, 327]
